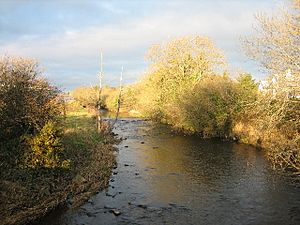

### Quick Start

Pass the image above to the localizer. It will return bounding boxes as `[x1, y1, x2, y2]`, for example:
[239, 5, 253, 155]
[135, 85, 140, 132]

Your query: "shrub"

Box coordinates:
[24, 121, 70, 169]
[0, 56, 63, 141]
[181, 75, 239, 137]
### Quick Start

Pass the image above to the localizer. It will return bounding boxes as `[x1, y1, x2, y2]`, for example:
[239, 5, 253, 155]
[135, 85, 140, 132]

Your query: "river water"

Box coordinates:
[39, 119, 300, 225]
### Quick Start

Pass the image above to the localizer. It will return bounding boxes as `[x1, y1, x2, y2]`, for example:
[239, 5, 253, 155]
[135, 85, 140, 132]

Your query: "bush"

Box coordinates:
[24, 121, 70, 168]
[181, 75, 239, 137]
[0, 56, 63, 141]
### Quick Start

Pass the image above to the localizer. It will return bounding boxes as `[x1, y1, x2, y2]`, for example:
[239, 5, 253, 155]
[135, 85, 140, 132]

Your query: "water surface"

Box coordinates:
[39, 119, 300, 225]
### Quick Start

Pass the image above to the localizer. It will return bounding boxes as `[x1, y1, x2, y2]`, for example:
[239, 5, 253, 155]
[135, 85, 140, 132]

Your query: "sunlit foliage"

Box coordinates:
[0, 55, 68, 170]
[181, 75, 239, 136]
[242, 0, 300, 171]
[71, 86, 119, 111]
[135, 36, 226, 125]
[24, 121, 70, 169]
[0, 56, 63, 141]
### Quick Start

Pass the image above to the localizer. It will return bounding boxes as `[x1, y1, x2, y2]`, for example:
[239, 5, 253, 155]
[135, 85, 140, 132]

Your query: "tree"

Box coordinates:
[244, 0, 300, 78]
[244, 0, 300, 103]
[71, 86, 118, 111]
[243, 0, 300, 172]
[141, 35, 226, 122]
[146, 36, 225, 98]
[235, 73, 259, 111]
[0, 56, 63, 141]
[71, 86, 99, 108]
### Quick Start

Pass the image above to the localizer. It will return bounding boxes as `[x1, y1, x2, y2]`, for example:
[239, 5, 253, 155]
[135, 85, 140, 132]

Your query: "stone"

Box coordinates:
[109, 209, 121, 216]
[137, 204, 147, 209]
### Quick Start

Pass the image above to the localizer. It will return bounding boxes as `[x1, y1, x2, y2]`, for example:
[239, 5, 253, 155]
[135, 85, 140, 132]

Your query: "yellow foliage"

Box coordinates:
[25, 121, 70, 169]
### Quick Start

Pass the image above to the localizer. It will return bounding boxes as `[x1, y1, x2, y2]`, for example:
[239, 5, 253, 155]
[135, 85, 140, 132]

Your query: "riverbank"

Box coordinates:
[0, 102, 117, 225]
[101, 101, 299, 175]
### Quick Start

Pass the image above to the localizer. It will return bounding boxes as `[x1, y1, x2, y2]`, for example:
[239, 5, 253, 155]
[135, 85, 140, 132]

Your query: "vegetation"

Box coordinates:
[0, 57, 116, 225]
[123, 27, 298, 172]
[240, 0, 300, 172]
[24, 121, 70, 169]
[128, 36, 226, 122]
[111, 1, 299, 173]
[64, 1, 299, 174]
[0, 56, 63, 142]
[71, 86, 119, 111]
[122, 36, 245, 137]
[1, 1, 299, 223]
[181, 75, 239, 136]
[128, 51, 259, 138]
[0, 56, 65, 169]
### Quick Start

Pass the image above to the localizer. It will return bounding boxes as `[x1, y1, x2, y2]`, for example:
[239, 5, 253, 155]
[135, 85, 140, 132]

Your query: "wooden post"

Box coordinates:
[97, 52, 103, 132]
[113, 66, 123, 125]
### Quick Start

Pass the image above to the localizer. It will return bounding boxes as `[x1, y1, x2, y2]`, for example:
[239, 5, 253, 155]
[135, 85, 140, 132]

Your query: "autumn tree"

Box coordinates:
[71, 86, 99, 108]
[140, 35, 226, 123]
[243, 0, 300, 172]
[71, 86, 118, 111]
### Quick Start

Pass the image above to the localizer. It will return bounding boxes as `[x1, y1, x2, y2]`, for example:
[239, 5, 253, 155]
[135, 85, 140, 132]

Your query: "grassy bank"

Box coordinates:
[0, 102, 116, 225]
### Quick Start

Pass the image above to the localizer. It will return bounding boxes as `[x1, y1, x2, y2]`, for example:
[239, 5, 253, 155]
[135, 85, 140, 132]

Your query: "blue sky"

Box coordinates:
[0, 0, 280, 91]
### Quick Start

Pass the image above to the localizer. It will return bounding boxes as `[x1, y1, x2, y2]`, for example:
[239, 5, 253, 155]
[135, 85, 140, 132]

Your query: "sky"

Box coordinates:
[0, 0, 281, 91]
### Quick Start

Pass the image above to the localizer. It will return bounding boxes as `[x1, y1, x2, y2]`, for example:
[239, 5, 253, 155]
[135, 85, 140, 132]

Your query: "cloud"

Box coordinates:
[0, 0, 276, 90]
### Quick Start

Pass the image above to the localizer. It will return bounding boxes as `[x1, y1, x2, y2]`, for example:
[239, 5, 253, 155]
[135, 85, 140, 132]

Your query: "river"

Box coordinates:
[38, 118, 300, 225]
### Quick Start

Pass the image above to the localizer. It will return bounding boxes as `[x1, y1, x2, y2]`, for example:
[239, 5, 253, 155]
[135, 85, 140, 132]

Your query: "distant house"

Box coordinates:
[61, 92, 75, 102]
[258, 69, 300, 99]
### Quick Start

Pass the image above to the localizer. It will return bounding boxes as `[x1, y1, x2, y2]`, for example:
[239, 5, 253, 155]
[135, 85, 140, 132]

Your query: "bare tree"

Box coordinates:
[97, 52, 103, 132]
[243, 0, 300, 172]
[113, 66, 123, 126]
[244, 0, 299, 79]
